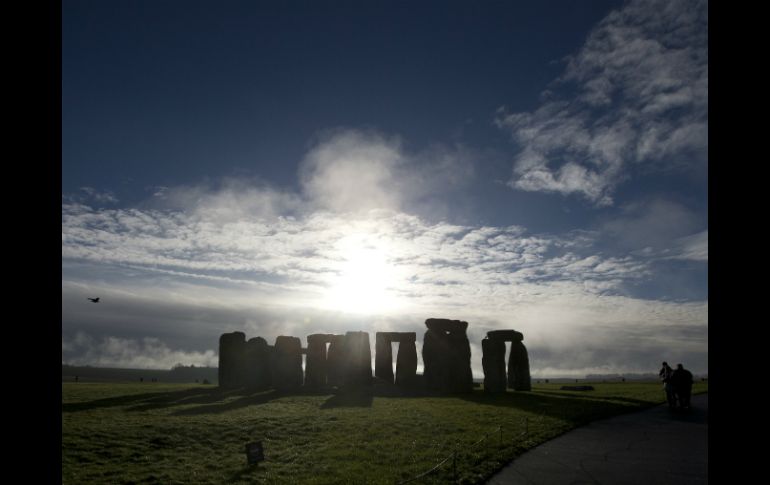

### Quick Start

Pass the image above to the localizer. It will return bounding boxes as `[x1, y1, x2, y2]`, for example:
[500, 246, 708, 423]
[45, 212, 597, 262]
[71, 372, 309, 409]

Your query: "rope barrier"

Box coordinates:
[396, 418, 529, 484]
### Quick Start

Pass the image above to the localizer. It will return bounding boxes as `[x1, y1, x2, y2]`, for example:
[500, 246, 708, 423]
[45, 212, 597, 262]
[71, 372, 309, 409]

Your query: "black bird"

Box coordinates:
[87, 297, 100, 303]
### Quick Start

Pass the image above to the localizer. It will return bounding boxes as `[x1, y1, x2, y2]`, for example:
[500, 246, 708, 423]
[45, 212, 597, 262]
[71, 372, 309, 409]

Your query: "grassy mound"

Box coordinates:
[62, 380, 708, 484]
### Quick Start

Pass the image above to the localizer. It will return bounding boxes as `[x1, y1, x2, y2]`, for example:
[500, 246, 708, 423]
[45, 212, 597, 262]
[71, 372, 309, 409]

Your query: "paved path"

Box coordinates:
[487, 393, 708, 485]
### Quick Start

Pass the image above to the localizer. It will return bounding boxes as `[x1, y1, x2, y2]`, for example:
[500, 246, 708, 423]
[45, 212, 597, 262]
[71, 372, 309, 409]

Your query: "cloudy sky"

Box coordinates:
[62, 0, 708, 377]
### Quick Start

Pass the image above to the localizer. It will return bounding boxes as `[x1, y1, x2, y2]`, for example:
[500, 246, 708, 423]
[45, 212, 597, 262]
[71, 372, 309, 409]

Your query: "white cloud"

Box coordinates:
[496, 0, 707, 205]
[63, 192, 707, 374]
[62, 332, 218, 369]
[62, 126, 707, 375]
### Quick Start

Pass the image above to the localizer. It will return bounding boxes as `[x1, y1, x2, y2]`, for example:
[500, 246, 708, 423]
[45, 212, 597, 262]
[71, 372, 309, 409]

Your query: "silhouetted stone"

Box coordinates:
[560, 385, 594, 391]
[394, 333, 417, 387]
[219, 331, 247, 389]
[487, 330, 523, 342]
[375, 332, 395, 383]
[422, 319, 473, 393]
[326, 334, 346, 387]
[425, 318, 468, 333]
[271, 336, 303, 391]
[342, 331, 372, 387]
[482, 329, 532, 392]
[244, 336, 271, 389]
[306, 334, 333, 388]
[482, 338, 507, 392]
[508, 340, 532, 391]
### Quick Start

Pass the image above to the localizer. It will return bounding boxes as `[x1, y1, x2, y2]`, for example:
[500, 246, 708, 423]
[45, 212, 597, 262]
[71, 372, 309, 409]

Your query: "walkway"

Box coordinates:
[486, 393, 708, 484]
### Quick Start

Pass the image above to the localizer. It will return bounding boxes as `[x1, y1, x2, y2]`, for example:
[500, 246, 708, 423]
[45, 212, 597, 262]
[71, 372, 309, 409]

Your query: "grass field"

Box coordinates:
[62, 380, 708, 484]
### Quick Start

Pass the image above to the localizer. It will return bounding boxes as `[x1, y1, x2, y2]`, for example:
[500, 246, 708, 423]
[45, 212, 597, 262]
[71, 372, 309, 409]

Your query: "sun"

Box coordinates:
[322, 244, 403, 314]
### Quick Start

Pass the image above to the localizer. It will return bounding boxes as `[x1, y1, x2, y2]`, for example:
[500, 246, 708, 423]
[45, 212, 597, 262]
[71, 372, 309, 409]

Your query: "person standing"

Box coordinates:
[671, 363, 694, 410]
[659, 362, 675, 408]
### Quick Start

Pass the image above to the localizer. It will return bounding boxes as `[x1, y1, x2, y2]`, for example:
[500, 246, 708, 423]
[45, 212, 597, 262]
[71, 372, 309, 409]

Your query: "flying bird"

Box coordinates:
[87, 297, 100, 303]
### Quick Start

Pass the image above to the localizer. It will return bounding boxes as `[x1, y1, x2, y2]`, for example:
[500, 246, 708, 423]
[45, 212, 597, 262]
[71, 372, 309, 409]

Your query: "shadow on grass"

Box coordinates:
[62, 387, 237, 413]
[532, 390, 654, 406]
[62, 381, 668, 424]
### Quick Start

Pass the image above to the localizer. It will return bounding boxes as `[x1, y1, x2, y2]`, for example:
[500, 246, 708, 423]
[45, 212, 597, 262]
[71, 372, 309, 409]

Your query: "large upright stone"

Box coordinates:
[508, 340, 532, 391]
[482, 338, 506, 392]
[244, 336, 271, 390]
[375, 332, 395, 383]
[342, 331, 372, 387]
[218, 331, 247, 388]
[271, 336, 303, 391]
[422, 319, 473, 393]
[305, 334, 332, 388]
[326, 334, 346, 387]
[394, 333, 417, 387]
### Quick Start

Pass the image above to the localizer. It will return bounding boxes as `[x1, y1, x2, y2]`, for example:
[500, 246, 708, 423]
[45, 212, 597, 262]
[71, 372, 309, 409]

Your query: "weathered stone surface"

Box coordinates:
[487, 330, 523, 342]
[425, 318, 468, 333]
[342, 331, 372, 387]
[305, 334, 333, 388]
[508, 340, 532, 391]
[422, 319, 473, 393]
[244, 336, 271, 390]
[395, 339, 418, 387]
[218, 332, 247, 388]
[271, 336, 303, 391]
[326, 334, 346, 387]
[482, 338, 507, 393]
[374, 332, 394, 383]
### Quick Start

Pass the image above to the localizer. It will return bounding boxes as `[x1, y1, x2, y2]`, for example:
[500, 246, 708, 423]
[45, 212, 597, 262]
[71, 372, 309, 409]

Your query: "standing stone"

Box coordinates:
[375, 332, 395, 383]
[342, 331, 372, 387]
[244, 336, 271, 390]
[326, 334, 346, 387]
[305, 334, 332, 388]
[422, 319, 473, 393]
[508, 340, 532, 391]
[271, 336, 303, 391]
[482, 338, 507, 392]
[448, 328, 473, 393]
[394, 333, 417, 387]
[218, 332, 247, 389]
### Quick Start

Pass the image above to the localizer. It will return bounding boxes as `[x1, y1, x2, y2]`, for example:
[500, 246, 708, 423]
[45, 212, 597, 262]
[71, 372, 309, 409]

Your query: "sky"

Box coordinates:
[62, 0, 708, 377]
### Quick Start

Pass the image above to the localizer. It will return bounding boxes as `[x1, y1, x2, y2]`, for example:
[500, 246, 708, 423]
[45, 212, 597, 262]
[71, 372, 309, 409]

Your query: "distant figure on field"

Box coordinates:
[75, 375, 79, 382]
[140, 377, 143, 382]
[671, 363, 694, 410]
[659, 362, 675, 408]
[87, 297, 100, 303]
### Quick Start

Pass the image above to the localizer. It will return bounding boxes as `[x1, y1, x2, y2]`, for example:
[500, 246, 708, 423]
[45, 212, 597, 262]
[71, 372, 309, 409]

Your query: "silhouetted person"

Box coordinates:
[75, 375, 78, 382]
[87, 297, 100, 303]
[140, 377, 143, 382]
[671, 363, 694, 410]
[659, 361, 675, 408]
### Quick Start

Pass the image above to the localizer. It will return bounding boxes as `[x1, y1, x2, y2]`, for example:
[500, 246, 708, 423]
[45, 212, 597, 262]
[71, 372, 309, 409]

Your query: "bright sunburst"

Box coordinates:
[323, 241, 404, 314]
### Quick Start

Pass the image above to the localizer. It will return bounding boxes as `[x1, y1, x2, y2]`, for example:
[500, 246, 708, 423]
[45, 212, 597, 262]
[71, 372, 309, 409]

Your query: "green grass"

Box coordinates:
[62, 380, 708, 484]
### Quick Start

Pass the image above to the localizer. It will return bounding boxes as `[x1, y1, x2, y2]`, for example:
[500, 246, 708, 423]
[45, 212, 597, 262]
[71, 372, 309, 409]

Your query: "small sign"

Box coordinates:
[245, 441, 265, 465]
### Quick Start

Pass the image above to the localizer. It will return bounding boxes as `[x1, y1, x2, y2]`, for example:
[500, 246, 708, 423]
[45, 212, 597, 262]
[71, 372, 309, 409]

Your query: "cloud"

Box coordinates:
[665, 230, 708, 261]
[599, 197, 704, 252]
[62, 332, 218, 369]
[299, 128, 475, 216]
[62, 127, 707, 375]
[495, 0, 707, 205]
[63, 195, 707, 374]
